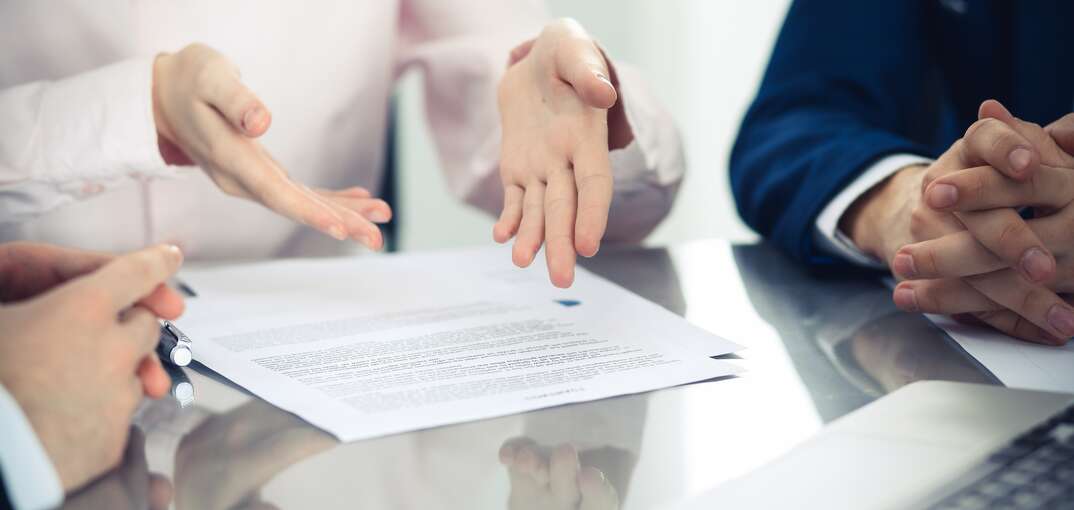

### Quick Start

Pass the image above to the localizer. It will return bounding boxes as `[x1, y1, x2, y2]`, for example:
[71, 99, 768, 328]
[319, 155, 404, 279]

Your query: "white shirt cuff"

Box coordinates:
[0, 385, 63, 510]
[814, 154, 934, 268]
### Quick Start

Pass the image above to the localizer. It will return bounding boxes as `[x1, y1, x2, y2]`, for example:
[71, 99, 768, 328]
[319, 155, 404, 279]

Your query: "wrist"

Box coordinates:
[840, 164, 927, 264]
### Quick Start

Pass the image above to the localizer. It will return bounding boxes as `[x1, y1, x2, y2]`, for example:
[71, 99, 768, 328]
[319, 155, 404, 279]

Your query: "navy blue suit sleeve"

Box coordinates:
[730, 0, 937, 265]
[0, 469, 11, 510]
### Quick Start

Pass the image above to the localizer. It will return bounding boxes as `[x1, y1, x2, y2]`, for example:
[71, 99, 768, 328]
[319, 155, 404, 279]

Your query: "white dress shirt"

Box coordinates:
[0, 385, 63, 510]
[0, 0, 684, 259]
[814, 154, 933, 266]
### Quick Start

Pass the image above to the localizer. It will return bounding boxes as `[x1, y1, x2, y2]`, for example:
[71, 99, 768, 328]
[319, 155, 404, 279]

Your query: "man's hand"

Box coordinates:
[495, 19, 633, 288]
[153, 44, 392, 249]
[63, 428, 173, 510]
[842, 100, 1074, 343]
[0, 242, 183, 395]
[0, 244, 184, 491]
[888, 103, 1074, 344]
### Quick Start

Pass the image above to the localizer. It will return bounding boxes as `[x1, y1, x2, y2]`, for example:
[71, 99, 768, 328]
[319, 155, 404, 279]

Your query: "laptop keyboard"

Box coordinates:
[929, 403, 1074, 509]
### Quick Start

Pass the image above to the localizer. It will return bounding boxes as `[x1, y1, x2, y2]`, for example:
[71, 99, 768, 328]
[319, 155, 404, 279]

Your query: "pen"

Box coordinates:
[163, 362, 195, 408]
[157, 320, 193, 367]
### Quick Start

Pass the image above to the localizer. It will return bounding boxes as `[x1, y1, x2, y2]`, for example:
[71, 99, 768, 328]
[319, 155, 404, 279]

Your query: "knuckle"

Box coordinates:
[921, 248, 941, 276]
[915, 284, 939, 311]
[73, 287, 114, 319]
[964, 117, 997, 142]
[987, 129, 1017, 157]
[193, 62, 219, 93]
[997, 220, 1029, 246]
[544, 197, 575, 218]
[909, 207, 932, 239]
[127, 254, 158, 281]
[1019, 287, 1047, 314]
[967, 173, 988, 202]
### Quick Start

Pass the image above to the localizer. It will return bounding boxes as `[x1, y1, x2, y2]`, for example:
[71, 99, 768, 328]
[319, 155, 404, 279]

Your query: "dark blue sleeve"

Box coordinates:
[730, 0, 937, 265]
[0, 469, 11, 510]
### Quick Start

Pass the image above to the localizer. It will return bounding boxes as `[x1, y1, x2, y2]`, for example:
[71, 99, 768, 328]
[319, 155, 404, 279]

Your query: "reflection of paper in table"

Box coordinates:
[178, 247, 742, 442]
[927, 314, 1074, 393]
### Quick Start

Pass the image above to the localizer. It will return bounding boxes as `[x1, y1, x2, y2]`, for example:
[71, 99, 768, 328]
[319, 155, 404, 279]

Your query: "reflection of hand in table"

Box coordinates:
[848, 312, 992, 392]
[62, 427, 172, 510]
[499, 437, 620, 510]
[174, 400, 336, 510]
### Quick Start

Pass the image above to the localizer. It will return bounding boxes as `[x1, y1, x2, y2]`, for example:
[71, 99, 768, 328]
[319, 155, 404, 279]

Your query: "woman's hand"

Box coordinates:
[495, 19, 633, 288]
[153, 44, 392, 249]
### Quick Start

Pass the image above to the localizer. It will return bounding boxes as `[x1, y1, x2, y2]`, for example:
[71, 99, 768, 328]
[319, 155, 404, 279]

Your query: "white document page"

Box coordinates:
[927, 314, 1074, 393]
[177, 247, 742, 442]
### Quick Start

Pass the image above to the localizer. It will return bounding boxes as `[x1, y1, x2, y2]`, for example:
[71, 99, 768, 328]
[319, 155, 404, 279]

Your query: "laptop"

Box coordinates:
[679, 381, 1074, 509]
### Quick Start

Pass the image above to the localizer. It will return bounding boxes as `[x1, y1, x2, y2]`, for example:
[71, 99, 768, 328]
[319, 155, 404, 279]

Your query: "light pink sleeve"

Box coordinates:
[397, 0, 685, 242]
[0, 57, 173, 224]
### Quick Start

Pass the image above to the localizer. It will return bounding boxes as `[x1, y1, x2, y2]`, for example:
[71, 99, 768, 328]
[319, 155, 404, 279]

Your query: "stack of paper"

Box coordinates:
[177, 247, 742, 442]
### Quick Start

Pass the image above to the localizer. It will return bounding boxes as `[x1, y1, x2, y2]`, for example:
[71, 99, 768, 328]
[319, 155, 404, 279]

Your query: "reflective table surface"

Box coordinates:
[63, 240, 996, 509]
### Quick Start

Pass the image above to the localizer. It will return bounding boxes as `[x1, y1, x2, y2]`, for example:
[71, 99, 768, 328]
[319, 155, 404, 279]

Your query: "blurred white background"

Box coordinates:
[394, 1, 790, 250]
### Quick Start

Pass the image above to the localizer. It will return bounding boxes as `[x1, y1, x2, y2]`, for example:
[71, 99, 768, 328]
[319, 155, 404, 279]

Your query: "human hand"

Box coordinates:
[495, 18, 633, 288]
[0, 241, 184, 396]
[63, 428, 173, 510]
[888, 102, 1074, 344]
[174, 400, 335, 510]
[499, 438, 620, 510]
[0, 244, 183, 490]
[153, 43, 392, 249]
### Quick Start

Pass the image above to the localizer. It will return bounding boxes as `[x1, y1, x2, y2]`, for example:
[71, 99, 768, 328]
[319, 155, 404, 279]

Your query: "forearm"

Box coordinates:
[0, 57, 171, 223]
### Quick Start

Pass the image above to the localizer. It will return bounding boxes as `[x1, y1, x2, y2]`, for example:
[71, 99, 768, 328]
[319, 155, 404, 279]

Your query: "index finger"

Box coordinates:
[960, 115, 1038, 180]
[572, 134, 612, 257]
[960, 99, 1040, 180]
[925, 164, 1074, 211]
[82, 245, 184, 312]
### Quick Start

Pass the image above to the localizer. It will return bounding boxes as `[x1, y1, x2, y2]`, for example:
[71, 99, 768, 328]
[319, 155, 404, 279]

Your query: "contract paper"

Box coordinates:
[177, 247, 742, 442]
[927, 314, 1074, 394]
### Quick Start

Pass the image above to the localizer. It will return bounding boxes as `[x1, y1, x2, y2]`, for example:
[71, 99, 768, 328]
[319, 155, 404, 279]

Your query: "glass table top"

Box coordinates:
[62, 240, 995, 510]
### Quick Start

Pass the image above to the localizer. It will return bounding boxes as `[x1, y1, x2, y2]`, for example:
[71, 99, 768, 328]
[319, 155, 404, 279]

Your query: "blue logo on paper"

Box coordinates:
[554, 299, 582, 307]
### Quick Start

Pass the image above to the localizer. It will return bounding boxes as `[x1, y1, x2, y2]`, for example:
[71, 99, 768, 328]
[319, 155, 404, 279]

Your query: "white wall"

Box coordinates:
[394, 1, 790, 251]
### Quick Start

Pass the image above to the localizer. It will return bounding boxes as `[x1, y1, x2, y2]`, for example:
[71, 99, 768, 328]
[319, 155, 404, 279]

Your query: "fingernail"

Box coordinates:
[328, 225, 346, 240]
[926, 183, 958, 209]
[242, 107, 264, 132]
[892, 253, 917, 278]
[1009, 147, 1033, 174]
[1021, 247, 1053, 282]
[369, 210, 390, 223]
[1047, 305, 1074, 338]
[594, 71, 612, 87]
[164, 244, 183, 264]
[894, 287, 919, 312]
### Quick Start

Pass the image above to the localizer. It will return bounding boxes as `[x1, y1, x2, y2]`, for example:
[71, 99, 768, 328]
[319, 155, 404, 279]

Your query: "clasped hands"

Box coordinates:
[849, 99, 1074, 345]
[155, 18, 623, 287]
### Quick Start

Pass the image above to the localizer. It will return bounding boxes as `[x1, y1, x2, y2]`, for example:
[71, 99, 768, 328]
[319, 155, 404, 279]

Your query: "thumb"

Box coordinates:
[79, 244, 184, 313]
[554, 38, 617, 110]
[1046, 112, 1074, 156]
[978, 98, 1016, 123]
[197, 58, 272, 137]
